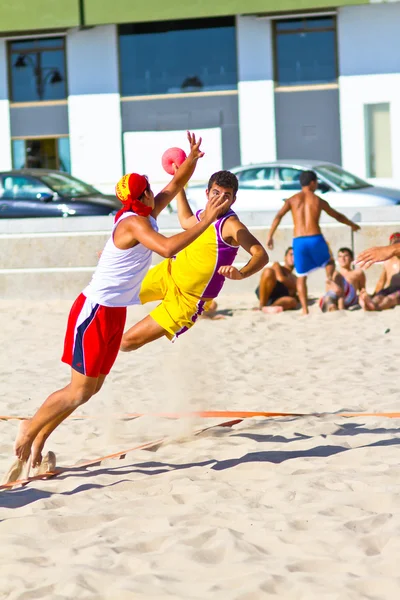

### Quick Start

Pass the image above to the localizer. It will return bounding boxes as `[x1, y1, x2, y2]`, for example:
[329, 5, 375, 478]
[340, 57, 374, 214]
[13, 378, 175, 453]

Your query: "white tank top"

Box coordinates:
[83, 212, 158, 307]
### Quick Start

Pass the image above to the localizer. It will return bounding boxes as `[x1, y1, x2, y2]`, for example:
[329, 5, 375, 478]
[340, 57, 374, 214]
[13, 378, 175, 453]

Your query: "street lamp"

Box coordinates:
[14, 53, 64, 100]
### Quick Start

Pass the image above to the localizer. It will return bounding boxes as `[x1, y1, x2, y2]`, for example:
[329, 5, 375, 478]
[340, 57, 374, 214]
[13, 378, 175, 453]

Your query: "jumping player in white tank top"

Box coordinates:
[7, 133, 229, 482]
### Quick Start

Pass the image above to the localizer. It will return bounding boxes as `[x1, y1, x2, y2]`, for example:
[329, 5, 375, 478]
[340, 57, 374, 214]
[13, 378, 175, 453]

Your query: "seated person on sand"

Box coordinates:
[255, 247, 298, 314]
[358, 232, 400, 312]
[319, 247, 366, 312]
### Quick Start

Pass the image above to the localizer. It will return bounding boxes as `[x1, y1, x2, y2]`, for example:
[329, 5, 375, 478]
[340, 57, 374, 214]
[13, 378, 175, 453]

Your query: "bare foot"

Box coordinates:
[359, 291, 376, 311]
[14, 419, 34, 462]
[33, 451, 56, 476]
[261, 306, 284, 314]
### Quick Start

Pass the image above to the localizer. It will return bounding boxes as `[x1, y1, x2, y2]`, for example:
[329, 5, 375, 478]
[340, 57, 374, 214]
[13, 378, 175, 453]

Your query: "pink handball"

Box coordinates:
[162, 147, 187, 175]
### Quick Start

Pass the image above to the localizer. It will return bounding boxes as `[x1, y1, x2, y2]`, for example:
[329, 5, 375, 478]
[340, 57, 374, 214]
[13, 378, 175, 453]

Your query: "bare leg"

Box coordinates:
[258, 268, 277, 308]
[359, 290, 377, 311]
[325, 259, 335, 281]
[30, 375, 107, 467]
[121, 314, 167, 352]
[14, 370, 101, 463]
[201, 300, 224, 320]
[373, 292, 400, 311]
[262, 296, 298, 314]
[297, 276, 309, 315]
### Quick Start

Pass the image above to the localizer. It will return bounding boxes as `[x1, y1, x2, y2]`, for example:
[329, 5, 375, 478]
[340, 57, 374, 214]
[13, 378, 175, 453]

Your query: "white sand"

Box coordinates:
[1, 296, 400, 599]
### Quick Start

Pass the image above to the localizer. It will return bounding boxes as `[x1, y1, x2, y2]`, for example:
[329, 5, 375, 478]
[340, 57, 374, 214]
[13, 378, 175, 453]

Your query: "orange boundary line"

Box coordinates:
[2, 409, 399, 491]
[0, 418, 242, 491]
[1, 410, 400, 422]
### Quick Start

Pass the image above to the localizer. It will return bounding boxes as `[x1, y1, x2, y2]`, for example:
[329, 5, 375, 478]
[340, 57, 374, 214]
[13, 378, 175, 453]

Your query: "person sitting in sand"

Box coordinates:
[255, 247, 298, 314]
[319, 247, 366, 312]
[266, 170, 360, 315]
[357, 232, 400, 312]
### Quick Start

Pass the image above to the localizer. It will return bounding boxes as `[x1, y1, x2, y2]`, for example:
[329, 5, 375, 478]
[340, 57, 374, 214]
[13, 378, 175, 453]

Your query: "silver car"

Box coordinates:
[186, 160, 400, 212]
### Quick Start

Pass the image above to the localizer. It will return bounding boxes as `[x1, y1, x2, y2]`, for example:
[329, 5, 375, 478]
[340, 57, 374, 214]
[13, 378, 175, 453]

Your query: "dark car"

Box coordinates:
[0, 170, 121, 218]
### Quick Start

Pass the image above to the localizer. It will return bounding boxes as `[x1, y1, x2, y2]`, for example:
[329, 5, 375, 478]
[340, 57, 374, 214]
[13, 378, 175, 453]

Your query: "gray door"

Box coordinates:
[275, 88, 341, 164]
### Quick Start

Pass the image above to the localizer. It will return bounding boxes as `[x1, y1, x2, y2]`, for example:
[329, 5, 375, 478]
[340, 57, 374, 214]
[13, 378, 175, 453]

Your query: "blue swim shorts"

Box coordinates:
[293, 234, 331, 276]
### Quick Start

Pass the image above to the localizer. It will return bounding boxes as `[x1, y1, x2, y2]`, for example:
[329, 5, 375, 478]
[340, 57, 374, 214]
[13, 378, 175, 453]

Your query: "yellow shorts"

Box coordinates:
[139, 260, 212, 340]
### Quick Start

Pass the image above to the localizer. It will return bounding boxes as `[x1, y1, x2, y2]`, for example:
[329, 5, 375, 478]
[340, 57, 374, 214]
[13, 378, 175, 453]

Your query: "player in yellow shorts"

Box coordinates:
[120, 169, 269, 350]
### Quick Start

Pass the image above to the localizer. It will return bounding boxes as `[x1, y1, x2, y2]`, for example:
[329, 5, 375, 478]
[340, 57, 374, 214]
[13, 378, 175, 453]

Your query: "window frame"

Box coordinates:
[11, 134, 70, 172]
[273, 15, 338, 88]
[7, 36, 68, 103]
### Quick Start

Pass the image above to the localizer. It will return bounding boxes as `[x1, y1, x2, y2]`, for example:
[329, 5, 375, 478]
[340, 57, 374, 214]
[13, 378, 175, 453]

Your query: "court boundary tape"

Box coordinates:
[0, 418, 241, 491]
[1, 409, 399, 491]
[1, 410, 400, 423]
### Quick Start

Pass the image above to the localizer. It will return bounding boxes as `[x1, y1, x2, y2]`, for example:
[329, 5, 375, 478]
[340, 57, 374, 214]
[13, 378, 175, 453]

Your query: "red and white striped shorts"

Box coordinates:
[62, 293, 127, 378]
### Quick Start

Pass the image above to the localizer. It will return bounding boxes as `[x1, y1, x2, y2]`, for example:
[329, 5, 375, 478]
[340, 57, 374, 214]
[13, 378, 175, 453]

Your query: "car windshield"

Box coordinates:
[40, 173, 100, 197]
[316, 165, 371, 191]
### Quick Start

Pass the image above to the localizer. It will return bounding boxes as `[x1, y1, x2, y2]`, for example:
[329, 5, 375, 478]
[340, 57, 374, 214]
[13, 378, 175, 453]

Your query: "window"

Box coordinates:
[237, 167, 276, 189]
[316, 164, 370, 190]
[8, 37, 67, 102]
[119, 18, 237, 96]
[278, 167, 303, 190]
[365, 103, 393, 178]
[274, 17, 337, 86]
[0, 175, 50, 200]
[11, 137, 71, 172]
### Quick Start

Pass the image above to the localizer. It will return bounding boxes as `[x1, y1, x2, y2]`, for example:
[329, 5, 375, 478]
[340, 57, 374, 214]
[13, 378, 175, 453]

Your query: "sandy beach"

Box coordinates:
[1, 296, 400, 599]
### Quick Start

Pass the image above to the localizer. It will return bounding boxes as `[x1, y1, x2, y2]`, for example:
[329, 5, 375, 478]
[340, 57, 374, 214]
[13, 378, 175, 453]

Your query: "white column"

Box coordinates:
[338, 4, 400, 185]
[67, 25, 123, 193]
[236, 16, 276, 165]
[0, 40, 12, 171]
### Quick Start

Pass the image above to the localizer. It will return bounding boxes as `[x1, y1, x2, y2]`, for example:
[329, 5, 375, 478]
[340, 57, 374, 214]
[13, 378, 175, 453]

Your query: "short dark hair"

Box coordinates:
[285, 246, 293, 256]
[207, 170, 238, 195]
[338, 247, 354, 259]
[299, 170, 318, 187]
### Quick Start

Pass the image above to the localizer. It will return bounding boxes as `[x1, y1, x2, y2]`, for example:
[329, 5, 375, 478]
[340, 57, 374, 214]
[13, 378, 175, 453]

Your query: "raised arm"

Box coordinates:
[218, 219, 269, 280]
[356, 243, 400, 268]
[176, 186, 198, 230]
[151, 132, 204, 219]
[321, 199, 360, 231]
[117, 194, 229, 258]
[266, 199, 292, 250]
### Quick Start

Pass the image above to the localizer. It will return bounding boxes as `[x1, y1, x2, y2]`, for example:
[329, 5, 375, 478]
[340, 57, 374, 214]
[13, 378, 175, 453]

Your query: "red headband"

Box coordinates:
[114, 173, 152, 222]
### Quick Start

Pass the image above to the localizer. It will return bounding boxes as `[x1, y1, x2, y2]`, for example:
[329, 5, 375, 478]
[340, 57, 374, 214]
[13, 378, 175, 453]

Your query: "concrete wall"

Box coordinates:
[275, 88, 342, 163]
[236, 16, 276, 165]
[338, 3, 400, 181]
[0, 40, 12, 171]
[121, 93, 240, 172]
[1, 215, 398, 300]
[66, 26, 124, 192]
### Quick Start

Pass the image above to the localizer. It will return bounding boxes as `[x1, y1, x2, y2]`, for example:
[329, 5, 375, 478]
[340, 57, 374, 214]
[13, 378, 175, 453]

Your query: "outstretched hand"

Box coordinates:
[267, 237, 274, 250]
[218, 265, 244, 280]
[351, 223, 361, 232]
[187, 131, 205, 162]
[356, 245, 394, 269]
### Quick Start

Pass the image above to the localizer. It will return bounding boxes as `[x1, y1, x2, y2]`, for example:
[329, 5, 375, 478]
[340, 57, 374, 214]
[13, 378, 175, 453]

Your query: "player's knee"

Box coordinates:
[69, 387, 94, 408]
[261, 267, 276, 282]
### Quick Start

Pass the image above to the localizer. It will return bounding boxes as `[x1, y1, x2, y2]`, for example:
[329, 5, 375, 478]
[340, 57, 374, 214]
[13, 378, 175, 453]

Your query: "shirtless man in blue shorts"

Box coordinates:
[266, 170, 360, 315]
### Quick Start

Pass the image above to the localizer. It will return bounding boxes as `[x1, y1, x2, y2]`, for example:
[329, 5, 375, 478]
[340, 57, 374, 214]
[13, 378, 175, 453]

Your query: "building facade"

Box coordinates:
[0, 0, 399, 193]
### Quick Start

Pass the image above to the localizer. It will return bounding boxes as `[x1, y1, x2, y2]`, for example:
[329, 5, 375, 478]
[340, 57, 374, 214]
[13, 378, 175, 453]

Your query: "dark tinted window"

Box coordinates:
[0, 176, 49, 199]
[278, 167, 303, 190]
[119, 18, 237, 96]
[9, 37, 66, 102]
[237, 167, 276, 189]
[275, 17, 337, 86]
